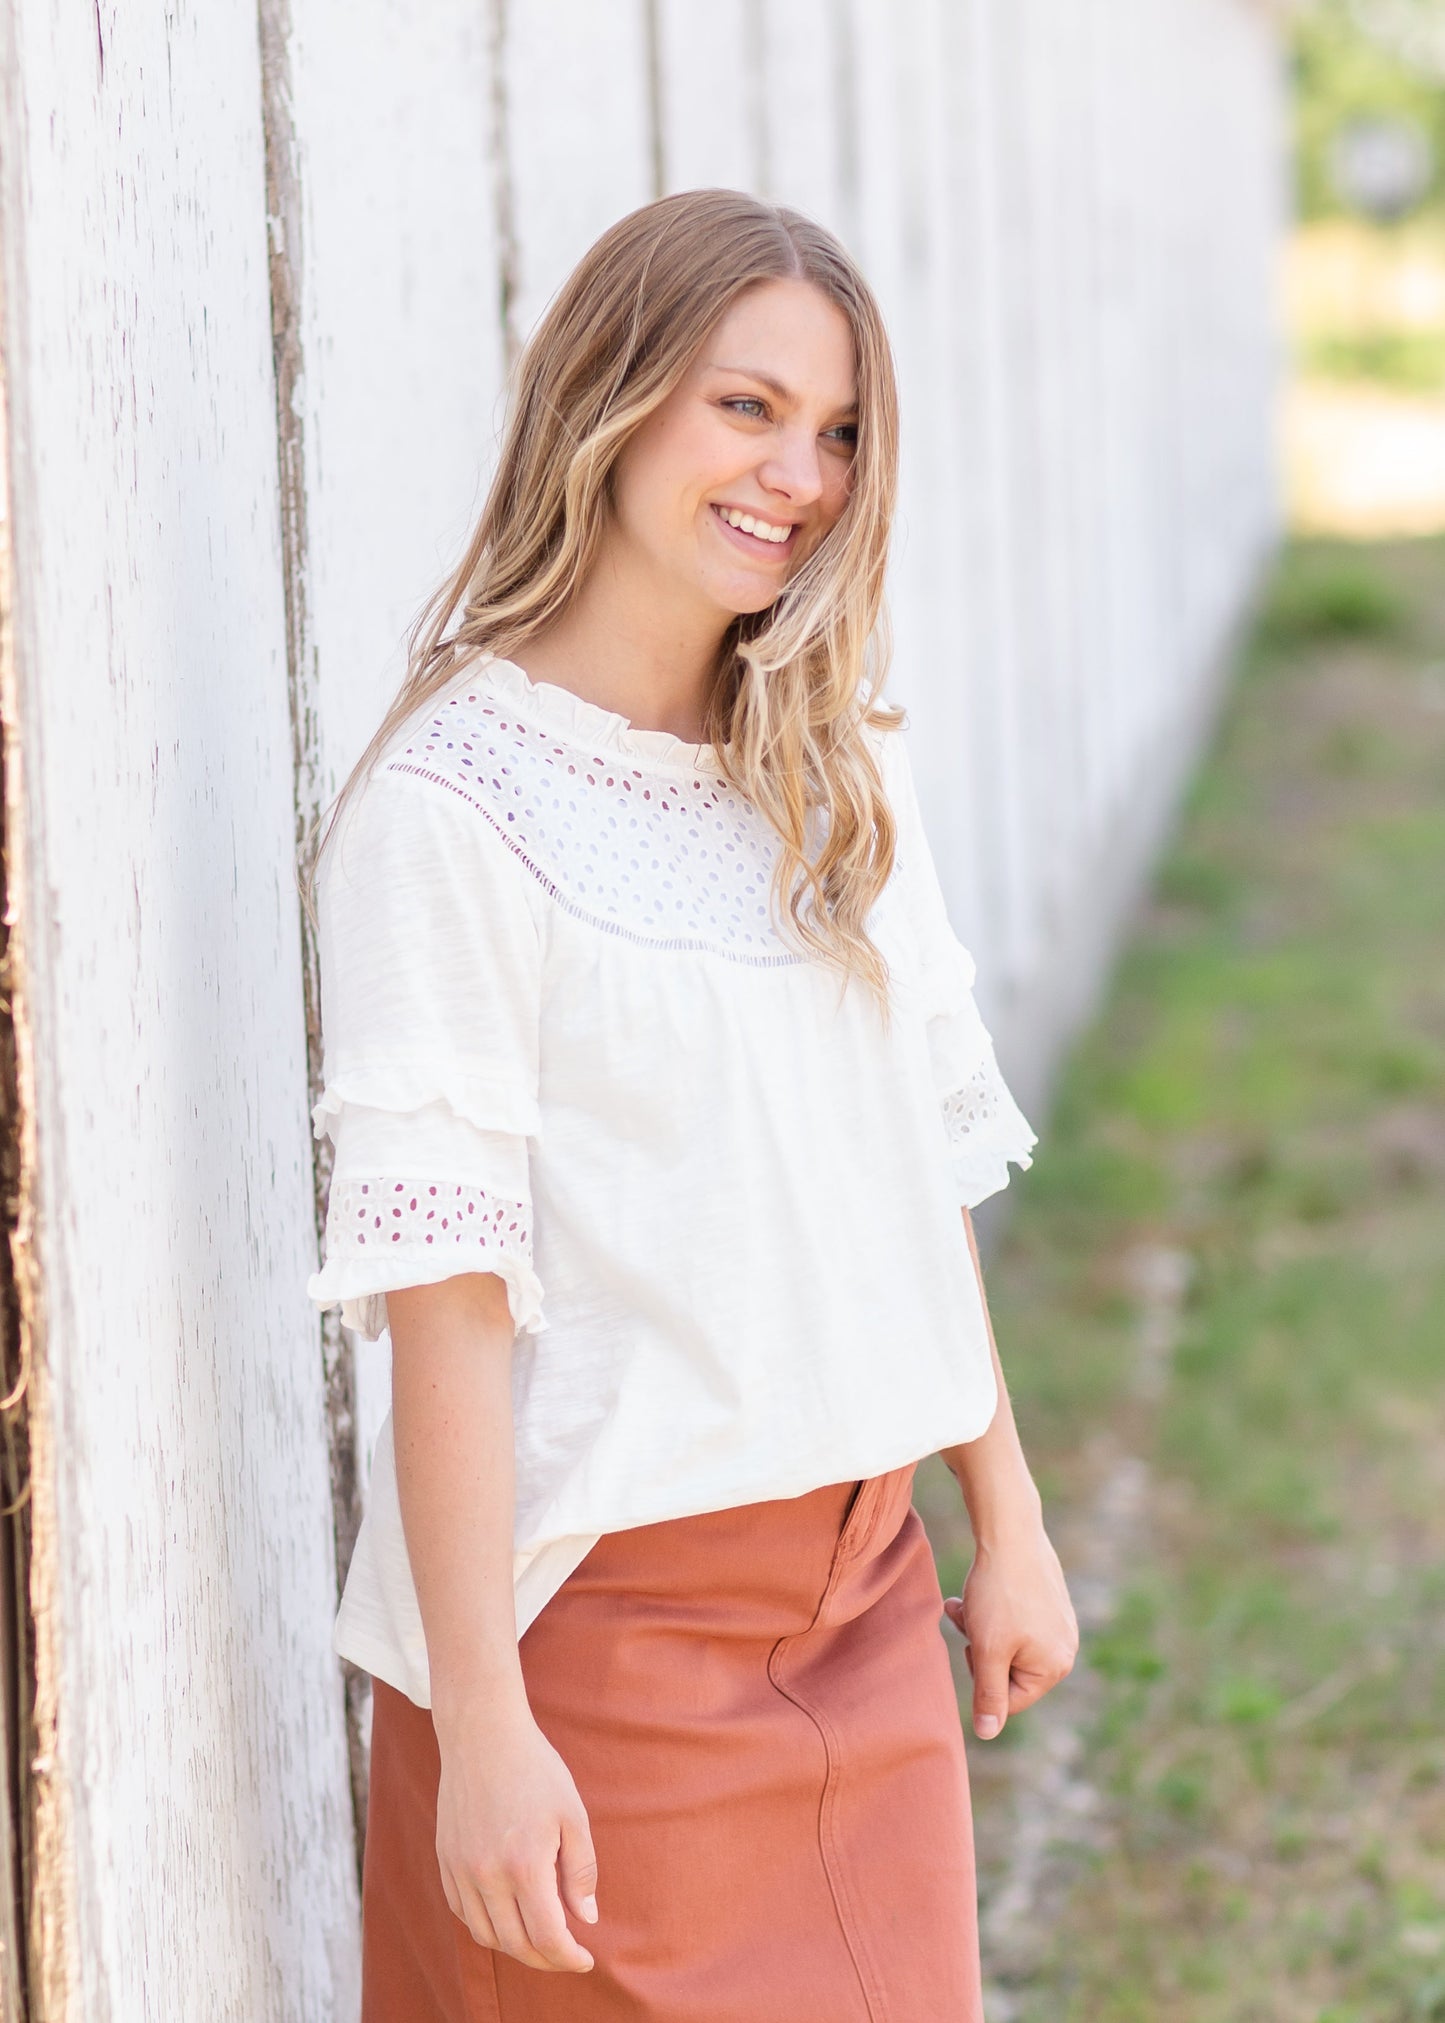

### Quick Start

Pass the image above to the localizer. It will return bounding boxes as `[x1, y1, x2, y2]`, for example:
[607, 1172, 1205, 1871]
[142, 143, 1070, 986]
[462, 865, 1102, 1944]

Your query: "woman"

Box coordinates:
[304, 187, 1077, 2022]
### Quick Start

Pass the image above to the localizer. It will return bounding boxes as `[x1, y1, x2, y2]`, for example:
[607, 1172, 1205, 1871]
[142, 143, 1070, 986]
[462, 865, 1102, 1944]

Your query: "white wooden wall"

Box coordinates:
[0, 0, 1284, 2014]
[0, 3, 361, 2018]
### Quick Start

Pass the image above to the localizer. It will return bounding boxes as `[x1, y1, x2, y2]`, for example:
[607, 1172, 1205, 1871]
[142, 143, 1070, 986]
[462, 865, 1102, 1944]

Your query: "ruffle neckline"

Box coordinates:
[477, 652, 727, 777]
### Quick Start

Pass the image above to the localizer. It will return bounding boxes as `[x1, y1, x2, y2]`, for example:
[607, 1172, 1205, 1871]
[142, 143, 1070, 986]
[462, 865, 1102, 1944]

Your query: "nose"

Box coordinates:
[756, 424, 825, 510]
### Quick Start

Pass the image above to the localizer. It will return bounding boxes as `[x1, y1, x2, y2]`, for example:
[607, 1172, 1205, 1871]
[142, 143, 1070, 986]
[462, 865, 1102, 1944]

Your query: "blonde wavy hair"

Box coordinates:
[301, 187, 906, 1006]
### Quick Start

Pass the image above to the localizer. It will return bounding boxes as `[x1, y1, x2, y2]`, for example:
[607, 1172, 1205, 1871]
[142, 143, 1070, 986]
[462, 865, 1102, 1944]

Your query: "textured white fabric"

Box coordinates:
[307, 651, 1038, 1706]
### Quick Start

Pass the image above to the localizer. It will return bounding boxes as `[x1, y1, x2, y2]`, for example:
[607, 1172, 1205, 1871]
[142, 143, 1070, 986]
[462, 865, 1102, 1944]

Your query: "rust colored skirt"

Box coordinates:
[360, 1463, 983, 2022]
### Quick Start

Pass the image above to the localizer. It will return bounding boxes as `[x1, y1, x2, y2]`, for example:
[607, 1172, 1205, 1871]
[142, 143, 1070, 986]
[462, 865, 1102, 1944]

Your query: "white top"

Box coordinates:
[307, 652, 1038, 1707]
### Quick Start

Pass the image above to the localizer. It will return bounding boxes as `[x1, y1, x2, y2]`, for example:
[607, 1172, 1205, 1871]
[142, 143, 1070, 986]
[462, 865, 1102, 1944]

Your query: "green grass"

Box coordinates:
[1253, 544, 1411, 649]
[1301, 330, 1445, 397]
[920, 535, 1445, 2021]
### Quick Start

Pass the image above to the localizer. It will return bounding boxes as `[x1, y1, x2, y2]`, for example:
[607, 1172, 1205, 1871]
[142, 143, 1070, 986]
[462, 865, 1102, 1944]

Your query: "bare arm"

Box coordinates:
[937, 1207, 1079, 1739]
[939, 1207, 1043, 1536]
[387, 1273, 598, 1973]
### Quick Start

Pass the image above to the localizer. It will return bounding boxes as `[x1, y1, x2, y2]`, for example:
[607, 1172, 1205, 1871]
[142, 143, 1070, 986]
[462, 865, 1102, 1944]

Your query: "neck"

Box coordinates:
[509, 542, 731, 744]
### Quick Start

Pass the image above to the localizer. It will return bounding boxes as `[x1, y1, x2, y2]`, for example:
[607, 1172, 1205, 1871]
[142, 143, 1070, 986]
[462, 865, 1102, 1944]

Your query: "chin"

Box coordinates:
[707, 576, 787, 620]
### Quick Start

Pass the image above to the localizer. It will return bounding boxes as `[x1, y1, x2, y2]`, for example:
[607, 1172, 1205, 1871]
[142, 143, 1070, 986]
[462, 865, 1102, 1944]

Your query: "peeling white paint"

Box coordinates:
[1, 2, 359, 2015]
[503, 0, 656, 347]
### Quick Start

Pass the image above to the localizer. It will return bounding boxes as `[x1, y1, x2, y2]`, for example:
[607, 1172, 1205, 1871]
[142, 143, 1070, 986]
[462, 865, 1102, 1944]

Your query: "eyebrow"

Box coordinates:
[707, 362, 858, 417]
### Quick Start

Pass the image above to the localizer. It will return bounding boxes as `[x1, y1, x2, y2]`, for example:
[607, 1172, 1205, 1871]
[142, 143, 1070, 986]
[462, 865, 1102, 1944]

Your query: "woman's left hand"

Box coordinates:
[943, 1515, 1079, 1741]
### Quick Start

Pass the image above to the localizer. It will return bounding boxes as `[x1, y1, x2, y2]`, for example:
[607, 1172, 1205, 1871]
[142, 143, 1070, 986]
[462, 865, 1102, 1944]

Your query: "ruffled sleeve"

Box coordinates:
[879, 726, 1039, 1208]
[306, 763, 547, 1342]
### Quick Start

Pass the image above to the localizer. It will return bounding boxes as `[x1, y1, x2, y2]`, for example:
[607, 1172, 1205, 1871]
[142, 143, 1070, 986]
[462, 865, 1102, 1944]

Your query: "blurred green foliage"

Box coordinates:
[1253, 543, 1410, 647]
[1293, 0, 1445, 220]
[1302, 325, 1445, 391]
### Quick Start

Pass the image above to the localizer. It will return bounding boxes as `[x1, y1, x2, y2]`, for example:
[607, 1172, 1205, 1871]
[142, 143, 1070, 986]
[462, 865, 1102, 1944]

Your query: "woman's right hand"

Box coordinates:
[434, 1698, 599, 1974]
[387, 1275, 597, 1972]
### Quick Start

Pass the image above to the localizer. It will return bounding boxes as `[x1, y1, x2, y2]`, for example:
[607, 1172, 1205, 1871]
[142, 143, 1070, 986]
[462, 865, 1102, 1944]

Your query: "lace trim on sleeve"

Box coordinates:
[308, 1177, 546, 1343]
[940, 1043, 1039, 1209]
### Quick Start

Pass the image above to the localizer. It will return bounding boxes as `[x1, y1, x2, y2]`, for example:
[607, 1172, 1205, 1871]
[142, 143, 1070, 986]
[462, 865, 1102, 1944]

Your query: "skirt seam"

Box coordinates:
[763, 1506, 893, 2023]
[768, 1649, 891, 2023]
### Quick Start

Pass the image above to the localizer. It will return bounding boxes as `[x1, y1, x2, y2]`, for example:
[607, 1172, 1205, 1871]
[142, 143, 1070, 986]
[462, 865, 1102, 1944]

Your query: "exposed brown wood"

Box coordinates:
[488, 0, 524, 372]
[0, 187, 32, 2023]
[256, 0, 369, 1881]
[640, 0, 666, 200]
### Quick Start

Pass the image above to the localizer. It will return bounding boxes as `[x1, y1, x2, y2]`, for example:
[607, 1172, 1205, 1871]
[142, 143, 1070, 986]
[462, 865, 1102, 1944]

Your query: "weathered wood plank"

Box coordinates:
[501, 0, 655, 350]
[0, 2, 359, 2014]
[653, 0, 761, 194]
[275, 0, 514, 1839]
[0, 238, 36, 2023]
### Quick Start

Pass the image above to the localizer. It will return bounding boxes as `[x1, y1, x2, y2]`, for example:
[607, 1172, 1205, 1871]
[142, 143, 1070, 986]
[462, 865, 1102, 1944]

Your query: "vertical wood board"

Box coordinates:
[1, 1, 359, 2014]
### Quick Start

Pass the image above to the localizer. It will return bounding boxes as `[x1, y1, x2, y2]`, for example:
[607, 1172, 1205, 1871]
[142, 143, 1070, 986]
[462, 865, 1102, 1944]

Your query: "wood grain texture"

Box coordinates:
[1, 1, 359, 2014]
[277, 0, 515, 1843]
[653, 0, 761, 196]
[501, 0, 655, 347]
[0, 59, 47, 2013]
[0, 516, 29, 2016]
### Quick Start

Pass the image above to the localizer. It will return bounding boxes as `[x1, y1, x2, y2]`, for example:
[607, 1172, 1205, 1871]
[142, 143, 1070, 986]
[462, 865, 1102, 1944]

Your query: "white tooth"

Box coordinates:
[718, 506, 790, 542]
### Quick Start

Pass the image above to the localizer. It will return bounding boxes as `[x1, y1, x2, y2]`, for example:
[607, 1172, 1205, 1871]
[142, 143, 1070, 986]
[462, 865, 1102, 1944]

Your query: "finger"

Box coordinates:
[970, 1644, 1013, 1740]
[452, 1875, 501, 1952]
[440, 1860, 499, 1949]
[479, 1885, 564, 1973]
[1007, 1647, 1077, 1715]
[558, 1810, 600, 1927]
[515, 1866, 595, 1973]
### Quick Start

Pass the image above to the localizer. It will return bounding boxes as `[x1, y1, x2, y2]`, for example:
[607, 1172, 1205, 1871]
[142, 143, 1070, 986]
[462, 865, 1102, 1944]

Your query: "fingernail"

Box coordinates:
[976, 1714, 1001, 1739]
[582, 1895, 598, 1923]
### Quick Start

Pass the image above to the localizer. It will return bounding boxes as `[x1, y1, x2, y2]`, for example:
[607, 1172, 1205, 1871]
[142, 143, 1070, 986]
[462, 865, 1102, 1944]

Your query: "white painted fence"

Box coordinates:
[0, 0, 1284, 2014]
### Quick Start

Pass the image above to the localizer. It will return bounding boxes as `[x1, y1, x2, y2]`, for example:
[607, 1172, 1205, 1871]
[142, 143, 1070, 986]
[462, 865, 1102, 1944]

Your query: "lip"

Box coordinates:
[709, 502, 799, 560]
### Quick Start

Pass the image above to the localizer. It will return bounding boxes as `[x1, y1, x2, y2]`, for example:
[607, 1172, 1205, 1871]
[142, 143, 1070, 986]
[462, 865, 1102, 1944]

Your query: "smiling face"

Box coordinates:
[604, 276, 860, 625]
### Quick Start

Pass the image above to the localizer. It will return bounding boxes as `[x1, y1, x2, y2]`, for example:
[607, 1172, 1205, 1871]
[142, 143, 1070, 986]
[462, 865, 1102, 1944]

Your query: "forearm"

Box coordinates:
[938, 1206, 1043, 1544]
[387, 1272, 526, 1746]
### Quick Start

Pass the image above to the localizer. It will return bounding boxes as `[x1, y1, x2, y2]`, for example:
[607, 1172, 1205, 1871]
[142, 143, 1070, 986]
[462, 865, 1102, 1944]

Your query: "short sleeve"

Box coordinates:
[879, 726, 1039, 1209]
[305, 765, 547, 1342]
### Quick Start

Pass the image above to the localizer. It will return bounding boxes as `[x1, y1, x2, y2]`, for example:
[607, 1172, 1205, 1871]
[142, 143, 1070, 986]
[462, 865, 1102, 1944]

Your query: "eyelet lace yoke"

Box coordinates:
[382, 658, 814, 963]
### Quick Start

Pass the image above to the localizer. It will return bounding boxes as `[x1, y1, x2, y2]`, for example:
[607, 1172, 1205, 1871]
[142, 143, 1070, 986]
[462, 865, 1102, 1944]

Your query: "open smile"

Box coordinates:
[709, 502, 799, 560]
